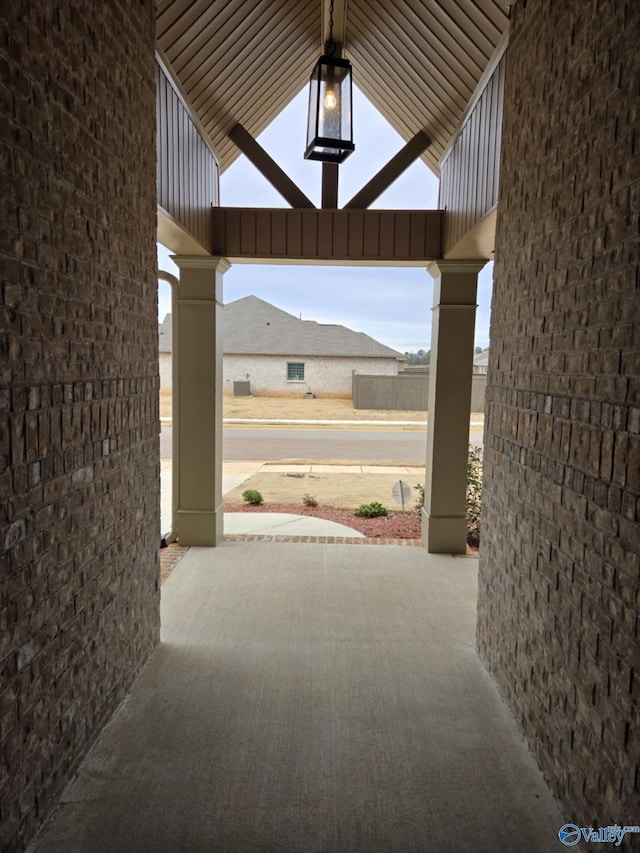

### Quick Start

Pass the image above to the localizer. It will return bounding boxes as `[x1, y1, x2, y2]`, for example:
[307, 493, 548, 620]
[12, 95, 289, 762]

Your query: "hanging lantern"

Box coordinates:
[305, 53, 354, 163]
[305, 0, 355, 164]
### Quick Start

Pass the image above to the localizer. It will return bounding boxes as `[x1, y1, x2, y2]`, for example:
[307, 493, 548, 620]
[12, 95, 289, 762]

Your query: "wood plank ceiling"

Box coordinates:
[156, 0, 509, 176]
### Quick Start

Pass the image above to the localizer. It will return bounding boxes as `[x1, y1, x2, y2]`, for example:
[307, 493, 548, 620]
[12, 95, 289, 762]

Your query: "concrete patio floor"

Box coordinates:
[30, 543, 564, 852]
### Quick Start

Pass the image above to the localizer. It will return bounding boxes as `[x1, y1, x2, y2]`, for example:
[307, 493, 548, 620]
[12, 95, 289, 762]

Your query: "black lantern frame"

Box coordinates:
[305, 54, 354, 164]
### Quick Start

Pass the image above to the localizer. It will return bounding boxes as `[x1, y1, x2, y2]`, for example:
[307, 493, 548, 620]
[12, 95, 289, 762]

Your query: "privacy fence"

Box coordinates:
[352, 372, 486, 412]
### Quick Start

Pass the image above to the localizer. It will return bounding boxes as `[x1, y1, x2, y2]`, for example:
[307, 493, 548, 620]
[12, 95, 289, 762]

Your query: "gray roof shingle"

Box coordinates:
[225, 296, 402, 358]
[160, 296, 403, 360]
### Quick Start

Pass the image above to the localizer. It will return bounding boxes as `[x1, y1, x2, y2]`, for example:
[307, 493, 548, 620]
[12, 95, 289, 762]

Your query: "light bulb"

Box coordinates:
[324, 89, 337, 110]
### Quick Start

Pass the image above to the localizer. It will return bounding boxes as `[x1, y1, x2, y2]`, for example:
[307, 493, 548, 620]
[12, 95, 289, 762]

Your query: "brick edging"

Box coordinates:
[223, 534, 424, 545]
[160, 536, 423, 582]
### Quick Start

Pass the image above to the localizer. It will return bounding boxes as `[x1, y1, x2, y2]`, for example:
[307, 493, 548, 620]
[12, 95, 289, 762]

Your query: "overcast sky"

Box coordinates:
[158, 86, 493, 353]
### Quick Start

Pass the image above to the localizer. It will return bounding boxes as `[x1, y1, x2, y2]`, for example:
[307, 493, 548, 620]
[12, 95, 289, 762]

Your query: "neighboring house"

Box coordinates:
[158, 313, 172, 388]
[158, 296, 404, 397]
[224, 296, 404, 397]
[473, 349, 489, 374]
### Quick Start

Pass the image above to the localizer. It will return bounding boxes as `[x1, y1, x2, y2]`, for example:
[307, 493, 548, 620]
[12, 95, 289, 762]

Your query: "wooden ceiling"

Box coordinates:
[156, 0, 509, 175]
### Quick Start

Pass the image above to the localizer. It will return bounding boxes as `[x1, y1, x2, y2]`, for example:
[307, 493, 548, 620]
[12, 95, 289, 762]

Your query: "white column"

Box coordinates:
[423, 260, 485, 553]
[172, 255, 229, 547]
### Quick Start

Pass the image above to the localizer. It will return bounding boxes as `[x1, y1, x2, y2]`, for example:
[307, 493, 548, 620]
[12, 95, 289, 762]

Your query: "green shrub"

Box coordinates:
[466, 445, 483, 547]
[412, 445, 483, 545]
[354, 501, 388, 518]
[302, 493, 318, 507]
[242, 489, 263, 505]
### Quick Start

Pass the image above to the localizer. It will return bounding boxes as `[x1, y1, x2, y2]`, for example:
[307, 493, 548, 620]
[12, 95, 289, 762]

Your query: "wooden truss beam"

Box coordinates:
[229, 124, 315, 209]
[344, 131, 430, 210]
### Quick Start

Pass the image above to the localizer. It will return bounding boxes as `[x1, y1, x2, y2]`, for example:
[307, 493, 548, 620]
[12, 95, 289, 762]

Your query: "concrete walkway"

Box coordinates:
[224, 512, 366, 537]
[31, 543, 564, 852]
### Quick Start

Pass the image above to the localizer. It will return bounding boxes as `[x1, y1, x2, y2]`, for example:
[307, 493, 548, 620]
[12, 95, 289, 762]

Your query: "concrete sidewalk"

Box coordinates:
[30, 543, 563, 852]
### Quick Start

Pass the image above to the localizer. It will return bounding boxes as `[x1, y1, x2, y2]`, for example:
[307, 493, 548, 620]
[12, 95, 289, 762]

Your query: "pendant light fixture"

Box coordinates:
[304, 0, 354, 163]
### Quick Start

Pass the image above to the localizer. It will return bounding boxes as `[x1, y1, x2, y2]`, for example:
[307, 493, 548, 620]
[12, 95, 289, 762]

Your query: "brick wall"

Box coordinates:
[0, 3, 159, 849]
[478, 0, 640, 825]
[223, 355, 400, 398]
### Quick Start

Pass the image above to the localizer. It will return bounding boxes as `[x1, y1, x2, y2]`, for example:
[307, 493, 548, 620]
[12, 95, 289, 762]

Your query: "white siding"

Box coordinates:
[159, 353, 172, 389]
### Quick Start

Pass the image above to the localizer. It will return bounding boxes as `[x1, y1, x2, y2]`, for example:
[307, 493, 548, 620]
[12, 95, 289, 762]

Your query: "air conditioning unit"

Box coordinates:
[233, 381, 251, 396]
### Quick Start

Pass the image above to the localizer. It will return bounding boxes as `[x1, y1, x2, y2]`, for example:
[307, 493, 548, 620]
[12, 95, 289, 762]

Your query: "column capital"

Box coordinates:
[426, 259, 486, 279]
[170, 255, 231, 274]
[158, 269, 179, 289]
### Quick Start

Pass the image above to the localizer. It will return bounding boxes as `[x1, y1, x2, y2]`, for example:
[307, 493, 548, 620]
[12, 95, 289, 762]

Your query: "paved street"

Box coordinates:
[160, 425, 483, 461]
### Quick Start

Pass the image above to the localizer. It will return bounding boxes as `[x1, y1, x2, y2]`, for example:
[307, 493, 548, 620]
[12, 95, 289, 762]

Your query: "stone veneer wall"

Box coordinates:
[0, 4, 159, 849]
[478, 0, 639, 824]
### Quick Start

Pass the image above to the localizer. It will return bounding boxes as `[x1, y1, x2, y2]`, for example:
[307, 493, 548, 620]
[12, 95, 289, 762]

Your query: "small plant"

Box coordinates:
[413, 483, 425, 514]
[354, 501, 388, 518]
[242, 489, 263, 505]
[302, 493, 318, 507]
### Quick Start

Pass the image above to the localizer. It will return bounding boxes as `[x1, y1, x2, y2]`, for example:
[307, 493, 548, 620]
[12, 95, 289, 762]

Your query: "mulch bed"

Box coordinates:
[224, 502, 422, 539]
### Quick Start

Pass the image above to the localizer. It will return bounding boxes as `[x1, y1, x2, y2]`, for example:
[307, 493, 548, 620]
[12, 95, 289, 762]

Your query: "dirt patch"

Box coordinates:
[162, 392, 485, 427]
[223, 471, 423, 511]
[162, 392, 438, 424]
[223, 395, 429, 423]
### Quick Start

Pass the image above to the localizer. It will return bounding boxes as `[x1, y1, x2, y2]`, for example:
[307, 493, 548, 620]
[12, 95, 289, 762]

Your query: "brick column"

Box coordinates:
[423, 260, 485, 553]
[172, 256, 229, 546]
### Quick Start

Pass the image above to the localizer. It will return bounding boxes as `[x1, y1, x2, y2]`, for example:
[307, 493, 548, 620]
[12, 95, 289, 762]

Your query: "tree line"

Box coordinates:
[403, 346, 486, 366]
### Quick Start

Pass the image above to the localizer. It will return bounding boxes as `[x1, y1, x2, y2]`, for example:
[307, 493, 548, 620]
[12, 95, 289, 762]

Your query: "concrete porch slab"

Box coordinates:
[31, 543, 563, 853]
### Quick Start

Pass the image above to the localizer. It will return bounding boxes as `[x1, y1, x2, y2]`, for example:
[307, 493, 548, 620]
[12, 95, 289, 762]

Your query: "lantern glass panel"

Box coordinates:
[305, 55, 354, 163]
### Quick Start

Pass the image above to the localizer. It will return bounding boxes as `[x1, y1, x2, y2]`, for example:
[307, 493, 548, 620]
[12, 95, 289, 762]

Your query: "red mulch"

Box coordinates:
[224, 503, 422, 539]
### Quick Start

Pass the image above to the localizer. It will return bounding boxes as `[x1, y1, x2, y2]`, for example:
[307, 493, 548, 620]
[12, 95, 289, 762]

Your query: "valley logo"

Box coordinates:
[558, 823, 640, 847]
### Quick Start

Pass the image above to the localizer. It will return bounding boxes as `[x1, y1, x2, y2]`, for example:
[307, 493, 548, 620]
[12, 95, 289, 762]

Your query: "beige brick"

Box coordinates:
[0, 2, 160, 849]
[478, 0, 640, 827]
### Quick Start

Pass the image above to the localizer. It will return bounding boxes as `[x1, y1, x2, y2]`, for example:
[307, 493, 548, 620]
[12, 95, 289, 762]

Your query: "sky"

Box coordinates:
[157, 86, 493, 354]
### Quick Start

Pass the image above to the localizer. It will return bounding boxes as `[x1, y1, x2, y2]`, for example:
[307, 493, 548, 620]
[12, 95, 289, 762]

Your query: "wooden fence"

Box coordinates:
[352, 373, 486, 412]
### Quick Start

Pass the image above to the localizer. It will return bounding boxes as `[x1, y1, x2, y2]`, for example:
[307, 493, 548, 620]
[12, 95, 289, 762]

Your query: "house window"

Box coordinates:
[287, 362, 305, 381]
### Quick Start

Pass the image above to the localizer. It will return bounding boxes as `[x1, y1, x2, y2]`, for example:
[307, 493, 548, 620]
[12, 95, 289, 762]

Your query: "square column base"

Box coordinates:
[421, 509, 468, 554]
[177, 507, 224, 547]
